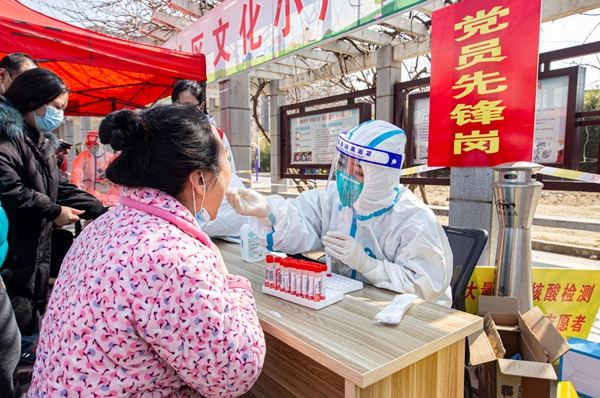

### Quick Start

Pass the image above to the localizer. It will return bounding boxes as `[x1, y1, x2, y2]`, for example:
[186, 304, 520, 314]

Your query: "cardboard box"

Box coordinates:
[559, 337, 600, 398]
[469, 296, 571, 398]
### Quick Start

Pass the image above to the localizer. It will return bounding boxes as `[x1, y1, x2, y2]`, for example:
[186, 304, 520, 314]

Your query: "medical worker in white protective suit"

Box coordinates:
[70, 131, 115, 197]
[226, 120, 453, 306]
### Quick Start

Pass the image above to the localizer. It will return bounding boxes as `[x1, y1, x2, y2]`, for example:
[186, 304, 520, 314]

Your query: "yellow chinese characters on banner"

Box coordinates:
[429, 0, 541, 166]
[465, 267, 600, 339]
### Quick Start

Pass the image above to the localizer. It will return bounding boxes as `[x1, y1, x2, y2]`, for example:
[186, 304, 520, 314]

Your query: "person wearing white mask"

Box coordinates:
[70, 131, 115, 198]
[227, 120, 453, 306]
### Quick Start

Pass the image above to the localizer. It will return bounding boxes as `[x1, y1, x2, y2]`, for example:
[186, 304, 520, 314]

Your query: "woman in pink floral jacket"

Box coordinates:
[29, 105, 266, 397]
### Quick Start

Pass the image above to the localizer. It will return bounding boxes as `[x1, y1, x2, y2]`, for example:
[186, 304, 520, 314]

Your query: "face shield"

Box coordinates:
[84, 132, 103, 156]
[327, 131, 405, 219]
[329, 151, 365, 207]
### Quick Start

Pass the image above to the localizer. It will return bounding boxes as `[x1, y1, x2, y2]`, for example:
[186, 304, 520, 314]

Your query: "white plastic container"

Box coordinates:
[240, 224, 265, 262]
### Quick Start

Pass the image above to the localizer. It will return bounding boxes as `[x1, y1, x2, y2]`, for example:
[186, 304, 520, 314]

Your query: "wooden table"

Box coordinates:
[216, 240, 482, 398]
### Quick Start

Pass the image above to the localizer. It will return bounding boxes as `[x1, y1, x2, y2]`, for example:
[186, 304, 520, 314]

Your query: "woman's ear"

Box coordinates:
[188, 171, 205, 195]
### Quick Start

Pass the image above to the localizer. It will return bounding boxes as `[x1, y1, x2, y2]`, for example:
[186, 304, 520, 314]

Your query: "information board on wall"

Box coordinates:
[289, 108, 361, 166]
[412, 97, 430, 165]
[534, 76, 569, 164]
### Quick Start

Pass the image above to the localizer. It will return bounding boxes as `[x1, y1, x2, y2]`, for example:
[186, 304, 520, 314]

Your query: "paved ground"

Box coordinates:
[532, 250, 600, 343]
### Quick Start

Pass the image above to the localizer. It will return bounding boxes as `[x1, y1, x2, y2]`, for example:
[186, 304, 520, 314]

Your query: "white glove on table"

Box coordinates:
[322, 231, 387, 282]
[226, 187, 278, 227]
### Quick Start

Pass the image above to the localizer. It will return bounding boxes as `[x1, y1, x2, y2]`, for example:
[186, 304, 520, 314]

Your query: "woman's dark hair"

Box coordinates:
[99, 104, 221, 197]
[171, 80, 204, 106]
[3, 68, 67, 113]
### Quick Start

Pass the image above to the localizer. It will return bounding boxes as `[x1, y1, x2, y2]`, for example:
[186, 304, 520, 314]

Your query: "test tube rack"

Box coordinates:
[261, 286, 344, 310]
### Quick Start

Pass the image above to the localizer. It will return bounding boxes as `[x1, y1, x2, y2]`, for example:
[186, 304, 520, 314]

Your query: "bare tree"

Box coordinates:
[30, 0, 220, 40]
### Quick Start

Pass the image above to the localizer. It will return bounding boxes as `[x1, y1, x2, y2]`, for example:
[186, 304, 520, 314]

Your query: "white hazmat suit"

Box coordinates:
[227, 120, 453, 306]
[70, 131, 114, 196]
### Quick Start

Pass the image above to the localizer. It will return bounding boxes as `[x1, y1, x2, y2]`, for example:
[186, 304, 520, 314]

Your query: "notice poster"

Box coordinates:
[290, 108, 360, 165]
[534, 76, 569, 164]
[465, 267, 600, 340]
[412, 97, 430, 165]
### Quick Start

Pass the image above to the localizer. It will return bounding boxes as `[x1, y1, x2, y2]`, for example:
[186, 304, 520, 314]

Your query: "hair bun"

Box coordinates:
[99, 110, 148, 151]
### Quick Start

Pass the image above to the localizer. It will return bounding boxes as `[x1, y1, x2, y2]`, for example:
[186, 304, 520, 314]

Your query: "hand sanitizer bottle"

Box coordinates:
[240, 224, 266, 262]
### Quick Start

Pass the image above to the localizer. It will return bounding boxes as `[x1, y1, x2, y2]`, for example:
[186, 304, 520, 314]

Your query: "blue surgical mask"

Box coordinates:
[89, 146, 100, 155]
[336, 170, 364, 207]
[195, 208, 211, 227]
[192, 171, 211, 227]
[34, 105, 64, 132]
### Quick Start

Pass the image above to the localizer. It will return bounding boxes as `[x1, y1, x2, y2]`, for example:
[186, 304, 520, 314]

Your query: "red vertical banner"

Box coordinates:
[428, 0, 541, 167]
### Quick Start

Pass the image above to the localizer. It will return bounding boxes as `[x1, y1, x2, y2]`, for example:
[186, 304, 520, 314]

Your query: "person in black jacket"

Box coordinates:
[0, 68, 107, 339]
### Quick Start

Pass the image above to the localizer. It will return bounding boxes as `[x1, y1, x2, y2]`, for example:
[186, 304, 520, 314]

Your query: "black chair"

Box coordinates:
[443, 225, 489, 313]
[442, 225, 489, 398]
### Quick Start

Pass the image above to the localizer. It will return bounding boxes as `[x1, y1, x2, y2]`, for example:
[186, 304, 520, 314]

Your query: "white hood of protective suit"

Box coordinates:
[84, 131, 105, 157]
[340, 120, 406, 217]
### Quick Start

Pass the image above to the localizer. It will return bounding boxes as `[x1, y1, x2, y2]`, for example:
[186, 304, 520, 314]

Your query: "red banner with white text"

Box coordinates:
[428, 0, 541, 167]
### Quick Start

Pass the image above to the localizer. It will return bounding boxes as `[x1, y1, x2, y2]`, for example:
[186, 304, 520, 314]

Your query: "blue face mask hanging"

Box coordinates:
[195, 207, 211, 227]
[336, 170, 364, 207]
[193, 171, 211, 227]
[34, 105, 64, 132]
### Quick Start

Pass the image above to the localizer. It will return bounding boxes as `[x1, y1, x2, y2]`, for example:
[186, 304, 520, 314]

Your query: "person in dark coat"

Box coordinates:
[0, 68, 107, 338]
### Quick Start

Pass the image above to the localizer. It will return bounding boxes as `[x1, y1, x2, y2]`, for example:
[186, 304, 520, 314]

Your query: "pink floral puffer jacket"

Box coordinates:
[29, 187, 266, 397]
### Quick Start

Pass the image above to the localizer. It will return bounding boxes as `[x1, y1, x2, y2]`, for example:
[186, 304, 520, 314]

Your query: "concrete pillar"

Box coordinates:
[208, 97, 220, 127]
[260, 95, 269, 132]
[219, 74, 251, 183]
[63, 118, 77, 173]
[79, 117, 92, 147]
[375, 45, 402, 122]
[449, 167, 498, 267]
[269, 80, 287, 194]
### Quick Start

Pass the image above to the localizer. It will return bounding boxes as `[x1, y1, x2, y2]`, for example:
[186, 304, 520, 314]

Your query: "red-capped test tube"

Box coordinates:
[265, 255, 275, 288]
[302, 261, 310, 299]
[313, 263, 321, 302]
[295, 260, 303, 297]
[320, 263, 327, 300]
[274, 257, 282, 291]
[283, 258, 290, 293]
[308, 263, 315, 301]
[290, 260, 297, 296]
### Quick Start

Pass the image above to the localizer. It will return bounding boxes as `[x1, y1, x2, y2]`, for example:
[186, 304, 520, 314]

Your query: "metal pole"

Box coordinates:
[255, 145, 259, 182]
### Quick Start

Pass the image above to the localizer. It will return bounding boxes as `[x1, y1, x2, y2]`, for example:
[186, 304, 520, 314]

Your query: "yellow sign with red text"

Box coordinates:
[466, 267, 600, 339]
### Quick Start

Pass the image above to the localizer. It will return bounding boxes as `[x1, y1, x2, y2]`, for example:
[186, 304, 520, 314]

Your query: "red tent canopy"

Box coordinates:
[0, 0, 206, 116]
